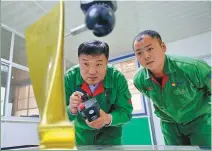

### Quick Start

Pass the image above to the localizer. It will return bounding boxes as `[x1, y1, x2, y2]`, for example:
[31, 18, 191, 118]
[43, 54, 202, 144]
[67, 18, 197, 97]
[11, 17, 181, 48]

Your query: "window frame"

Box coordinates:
[1, 25, 40, 122]
[1, 63, 9, 116]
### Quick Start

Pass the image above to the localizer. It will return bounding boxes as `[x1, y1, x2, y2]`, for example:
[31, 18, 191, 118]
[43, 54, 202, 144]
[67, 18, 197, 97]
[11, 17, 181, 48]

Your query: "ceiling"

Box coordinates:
[1, 0, 211, 65]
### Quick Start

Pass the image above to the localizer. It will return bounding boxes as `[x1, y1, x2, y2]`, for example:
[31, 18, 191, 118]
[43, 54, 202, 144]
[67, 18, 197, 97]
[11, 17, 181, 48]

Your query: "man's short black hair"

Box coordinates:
[132, 30, 163, 50]
[78, 40, 109, 59]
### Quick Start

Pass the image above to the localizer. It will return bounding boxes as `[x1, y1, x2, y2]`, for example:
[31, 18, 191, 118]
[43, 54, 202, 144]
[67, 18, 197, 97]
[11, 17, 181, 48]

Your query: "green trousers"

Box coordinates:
[75, 126, 122, 145]
[161, 111, 211, 148]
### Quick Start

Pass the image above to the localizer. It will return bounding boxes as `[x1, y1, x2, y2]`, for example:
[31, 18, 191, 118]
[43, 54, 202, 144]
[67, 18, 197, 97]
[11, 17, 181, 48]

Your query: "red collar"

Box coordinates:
[81, 81, 105, 97]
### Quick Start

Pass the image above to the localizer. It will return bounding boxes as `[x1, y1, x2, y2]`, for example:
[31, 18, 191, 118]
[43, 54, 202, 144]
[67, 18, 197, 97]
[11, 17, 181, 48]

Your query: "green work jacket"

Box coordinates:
[133, 55, 211, 124]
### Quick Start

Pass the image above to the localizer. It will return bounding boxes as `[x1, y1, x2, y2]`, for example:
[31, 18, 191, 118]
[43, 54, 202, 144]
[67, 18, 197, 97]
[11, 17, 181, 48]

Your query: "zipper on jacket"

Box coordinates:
[161, 86, 165, 109]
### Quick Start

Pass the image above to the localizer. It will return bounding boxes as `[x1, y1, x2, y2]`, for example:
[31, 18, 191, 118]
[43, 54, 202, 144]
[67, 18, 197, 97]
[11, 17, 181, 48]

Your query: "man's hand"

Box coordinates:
[70, 91, 84, 114]
[85, 109, 111, 129]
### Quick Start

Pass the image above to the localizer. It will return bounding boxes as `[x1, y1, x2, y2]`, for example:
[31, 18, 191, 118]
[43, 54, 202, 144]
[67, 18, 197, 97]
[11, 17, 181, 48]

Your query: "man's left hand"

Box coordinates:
[85, 109, 111, 129]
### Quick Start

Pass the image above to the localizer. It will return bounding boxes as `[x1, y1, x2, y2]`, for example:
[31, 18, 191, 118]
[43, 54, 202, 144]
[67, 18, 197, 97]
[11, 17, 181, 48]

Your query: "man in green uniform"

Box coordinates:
[64, 40, 133, 145]
[132, 30, 211, 148]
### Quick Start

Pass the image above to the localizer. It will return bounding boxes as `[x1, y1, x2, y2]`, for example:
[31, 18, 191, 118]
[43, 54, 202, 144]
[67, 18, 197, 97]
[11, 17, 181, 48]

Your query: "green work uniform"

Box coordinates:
[133, 55, 211, 148]
[65, 64, 133, 145]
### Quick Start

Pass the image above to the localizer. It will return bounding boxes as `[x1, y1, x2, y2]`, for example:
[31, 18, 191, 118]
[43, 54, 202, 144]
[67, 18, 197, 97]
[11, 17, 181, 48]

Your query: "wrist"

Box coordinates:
[70, 108, 78, 115]
[105, 114, 112, 125]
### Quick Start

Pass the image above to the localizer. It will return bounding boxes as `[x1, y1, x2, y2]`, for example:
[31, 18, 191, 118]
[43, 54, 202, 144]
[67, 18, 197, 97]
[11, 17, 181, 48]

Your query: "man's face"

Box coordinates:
[79, 54, 108, 85]
[133, 35, 166, 72]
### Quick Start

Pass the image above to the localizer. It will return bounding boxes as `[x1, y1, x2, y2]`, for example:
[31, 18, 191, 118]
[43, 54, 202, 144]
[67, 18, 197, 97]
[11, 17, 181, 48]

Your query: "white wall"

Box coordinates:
[166, 31, 211, 57]
[151, 31, 211, 146]
[1, 117, 39, 148]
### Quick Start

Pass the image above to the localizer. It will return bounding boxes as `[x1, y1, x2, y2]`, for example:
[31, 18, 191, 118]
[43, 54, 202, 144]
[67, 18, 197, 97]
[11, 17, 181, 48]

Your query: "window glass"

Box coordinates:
[9, 67, 39, 117]
[1, 27, 12, 60]
[112, 58, 146, 115]
[13, 35, 28, 67]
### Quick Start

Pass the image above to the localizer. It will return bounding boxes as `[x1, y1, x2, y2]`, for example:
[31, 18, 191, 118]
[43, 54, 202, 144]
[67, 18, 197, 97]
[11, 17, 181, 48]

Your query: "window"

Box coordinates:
[1, 63, 9, 116]
[1, 27, 79, 119]
[111, 57, 147, 115]
[9, 67, 39, 117]
[1, 27, 39, 119]
[1, 27, 12, 60]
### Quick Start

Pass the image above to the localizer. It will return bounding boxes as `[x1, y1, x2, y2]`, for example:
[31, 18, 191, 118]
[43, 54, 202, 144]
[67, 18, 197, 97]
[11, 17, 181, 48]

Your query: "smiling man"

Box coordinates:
[132, 30, 211, 148]
[64, 40, 133, 145]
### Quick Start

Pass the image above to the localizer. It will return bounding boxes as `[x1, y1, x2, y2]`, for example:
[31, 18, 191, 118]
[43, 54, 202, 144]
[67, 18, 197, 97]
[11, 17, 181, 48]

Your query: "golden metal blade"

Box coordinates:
[25, 1, 76, 150]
